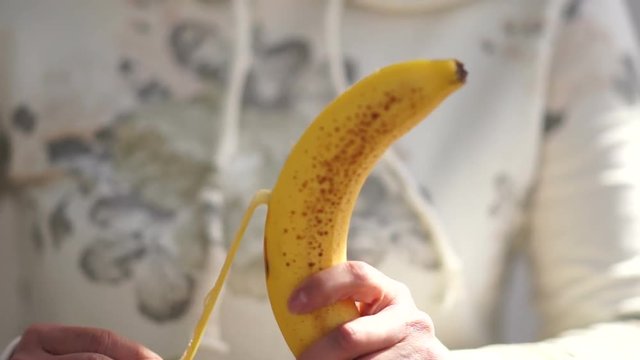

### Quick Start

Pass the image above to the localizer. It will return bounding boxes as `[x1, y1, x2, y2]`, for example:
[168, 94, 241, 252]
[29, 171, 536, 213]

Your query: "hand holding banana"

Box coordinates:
[180, 59, 466, 360]
[289, 261, 450, 359]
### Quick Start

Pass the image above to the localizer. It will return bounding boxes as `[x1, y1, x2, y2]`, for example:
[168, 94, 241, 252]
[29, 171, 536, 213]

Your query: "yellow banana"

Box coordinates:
[179, 59, 466, 360]
[265, 59, 465, 356]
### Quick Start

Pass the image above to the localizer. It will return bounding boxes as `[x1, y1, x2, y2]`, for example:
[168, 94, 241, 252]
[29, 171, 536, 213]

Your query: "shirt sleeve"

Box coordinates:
[529, 0, 640, 338]
[453, 0, 640, 358]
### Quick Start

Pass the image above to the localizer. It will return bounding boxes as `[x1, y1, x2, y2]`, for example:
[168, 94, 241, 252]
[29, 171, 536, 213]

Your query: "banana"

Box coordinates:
[265, 59, 466, 356]
[179, 59, 466, 360]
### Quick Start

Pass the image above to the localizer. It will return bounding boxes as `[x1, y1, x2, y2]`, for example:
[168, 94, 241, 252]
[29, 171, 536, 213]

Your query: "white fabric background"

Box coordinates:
[1, 0, 640, 353]
[481, 0, 640, 345]
[628, 0, 640, 35]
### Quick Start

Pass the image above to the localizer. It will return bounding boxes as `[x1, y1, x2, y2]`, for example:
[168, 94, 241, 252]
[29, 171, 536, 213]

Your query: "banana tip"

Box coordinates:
[455, 60, 468, 83]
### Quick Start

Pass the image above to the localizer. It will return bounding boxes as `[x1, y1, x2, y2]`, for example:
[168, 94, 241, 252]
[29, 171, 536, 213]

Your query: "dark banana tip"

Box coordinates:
[455, 60, 468, 83]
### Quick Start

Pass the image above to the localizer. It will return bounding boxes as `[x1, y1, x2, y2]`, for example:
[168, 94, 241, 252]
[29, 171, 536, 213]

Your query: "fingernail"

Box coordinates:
[288, 290, 308, 313]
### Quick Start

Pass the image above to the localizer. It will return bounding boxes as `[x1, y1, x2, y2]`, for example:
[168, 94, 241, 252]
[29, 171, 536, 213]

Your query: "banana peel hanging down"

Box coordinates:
[180, 59, 466, 360]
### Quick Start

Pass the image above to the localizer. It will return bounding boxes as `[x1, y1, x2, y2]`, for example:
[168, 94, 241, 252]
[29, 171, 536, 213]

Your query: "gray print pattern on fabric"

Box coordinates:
[47, 136, 93, 165]
[197, 0, 226, 4]
[80, 236, 147, 284]
[0, 128, 9, 188]
[244, 36, 310, 108]
[130, 0, 169, 9]
[503, 19, 544, 39]
[12, 104, 37, 134]
[481, 14, 545, 61]
[489, 173, 516, 217]
[613, 54, 640, 104]
[89, 194, 174, 229]
[419, 184, 433, 203]
[137, 79, 173, 103]
[109, 111, 217, 209]
[31, 223, 44, 253]
[480, 38, 497, 55]
[544, 111, 564, 135]
[23, 96, 220, 321]
[119, 58, 135, 75]
[563, 0, 585, 21]
[118, 57, 174, 103]
[135, 251, 195, 322]
[49, 198, 73, 248]
[169, 20, 230, 83]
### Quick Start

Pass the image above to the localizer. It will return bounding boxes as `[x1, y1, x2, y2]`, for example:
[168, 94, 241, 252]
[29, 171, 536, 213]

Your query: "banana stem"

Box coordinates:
[180, 189, 272, 360]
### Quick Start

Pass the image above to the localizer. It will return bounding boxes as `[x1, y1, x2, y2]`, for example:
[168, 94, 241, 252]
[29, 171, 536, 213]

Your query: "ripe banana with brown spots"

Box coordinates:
[180, 59, 466, 360]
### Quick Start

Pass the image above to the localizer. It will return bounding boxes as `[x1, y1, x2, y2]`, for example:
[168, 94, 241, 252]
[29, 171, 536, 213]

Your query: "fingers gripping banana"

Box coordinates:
[180, 59, 466, 360]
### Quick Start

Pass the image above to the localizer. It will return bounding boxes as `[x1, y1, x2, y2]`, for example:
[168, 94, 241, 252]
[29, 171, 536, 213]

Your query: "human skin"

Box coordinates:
[9, 324, 162, 360]
[289, 261, 450, 360]
[10, 261, 445, 360]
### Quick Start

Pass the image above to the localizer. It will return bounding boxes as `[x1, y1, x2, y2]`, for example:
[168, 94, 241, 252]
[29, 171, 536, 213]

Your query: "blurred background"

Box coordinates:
[630, 0, 640, 35]
[0, 0, 639, 353]
[499, 0, 640, 343]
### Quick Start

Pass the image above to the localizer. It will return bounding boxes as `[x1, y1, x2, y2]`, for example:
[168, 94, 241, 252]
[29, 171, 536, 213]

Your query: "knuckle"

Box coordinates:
[394, 281, 412, 298]
[405, 311, 434, 335]
[87, 328, 115, 353]
[22, 323, 49, 341]
[345, 261, 372, 283]
[130, 348, 146, 359]
[333, 323, 360, 351]
[385, 280, 412, 306]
